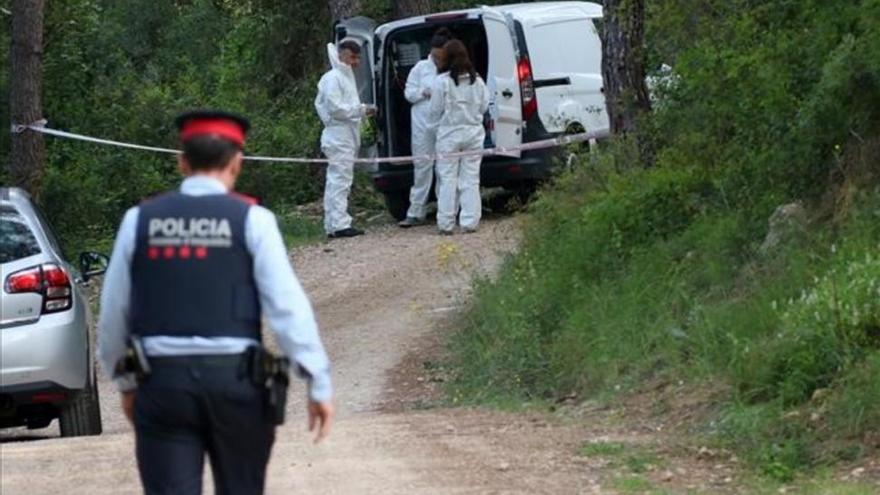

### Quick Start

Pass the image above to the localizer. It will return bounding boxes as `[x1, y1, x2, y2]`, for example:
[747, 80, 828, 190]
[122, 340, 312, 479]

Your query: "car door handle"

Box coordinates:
[501, 89, 514, 99]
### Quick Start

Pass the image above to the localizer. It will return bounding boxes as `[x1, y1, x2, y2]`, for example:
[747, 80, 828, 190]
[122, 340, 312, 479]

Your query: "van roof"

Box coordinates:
[497, 2, 603, 19]
[376, 1, 602, 36]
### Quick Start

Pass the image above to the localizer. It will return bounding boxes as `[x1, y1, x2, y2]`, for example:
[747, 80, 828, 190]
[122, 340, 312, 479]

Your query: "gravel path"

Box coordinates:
[0, 216, 598, 494]
[2, 214, 779, 494]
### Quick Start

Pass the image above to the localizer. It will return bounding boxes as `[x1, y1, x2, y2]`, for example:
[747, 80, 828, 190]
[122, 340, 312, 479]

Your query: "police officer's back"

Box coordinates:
[97, 111, 334, 495]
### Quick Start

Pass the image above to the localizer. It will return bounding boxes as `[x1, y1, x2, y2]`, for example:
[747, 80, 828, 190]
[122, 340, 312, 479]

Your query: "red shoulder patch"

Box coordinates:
[230, 192, 259, 205]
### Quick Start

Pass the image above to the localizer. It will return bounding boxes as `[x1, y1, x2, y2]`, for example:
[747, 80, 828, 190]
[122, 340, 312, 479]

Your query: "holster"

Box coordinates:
[245, 346, 290, 426]
[114, 336, 152, 382]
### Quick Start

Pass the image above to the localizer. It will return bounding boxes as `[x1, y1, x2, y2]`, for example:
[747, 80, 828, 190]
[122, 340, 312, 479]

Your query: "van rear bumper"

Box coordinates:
[372, 147, 557, 193]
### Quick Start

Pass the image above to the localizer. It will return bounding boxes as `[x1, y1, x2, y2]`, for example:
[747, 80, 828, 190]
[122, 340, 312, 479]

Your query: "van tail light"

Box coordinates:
[517, 56, 538, 121]
[31, 392, 67, 404]
[425, 13, 468, 22]
[4, 263, 73, 314]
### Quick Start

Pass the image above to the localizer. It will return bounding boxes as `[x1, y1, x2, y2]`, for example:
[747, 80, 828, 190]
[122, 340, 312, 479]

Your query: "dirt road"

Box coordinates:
[3, 215, 771, 494]
[0, 217, 605, 494]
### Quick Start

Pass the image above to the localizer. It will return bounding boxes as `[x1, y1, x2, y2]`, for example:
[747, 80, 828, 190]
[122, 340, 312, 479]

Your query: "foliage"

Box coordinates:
[3, 0, 390, 253]
[450, 0, 880, 478]
[0, 0, 538, 254]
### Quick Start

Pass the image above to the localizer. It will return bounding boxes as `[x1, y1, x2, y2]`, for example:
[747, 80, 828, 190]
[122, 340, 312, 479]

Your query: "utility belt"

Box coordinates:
[115, 337, 290, 425]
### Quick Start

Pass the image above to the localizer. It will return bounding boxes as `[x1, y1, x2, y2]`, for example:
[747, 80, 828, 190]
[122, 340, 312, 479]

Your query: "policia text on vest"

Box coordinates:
[96, 110, 334, 495]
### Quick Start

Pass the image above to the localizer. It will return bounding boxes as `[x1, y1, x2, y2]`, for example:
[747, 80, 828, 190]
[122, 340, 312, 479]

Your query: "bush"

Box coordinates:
[450, 0, 880, 474]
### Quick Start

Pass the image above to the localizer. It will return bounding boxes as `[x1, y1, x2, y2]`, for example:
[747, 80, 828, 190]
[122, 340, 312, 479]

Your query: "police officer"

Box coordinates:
[97, 110, 334, 495]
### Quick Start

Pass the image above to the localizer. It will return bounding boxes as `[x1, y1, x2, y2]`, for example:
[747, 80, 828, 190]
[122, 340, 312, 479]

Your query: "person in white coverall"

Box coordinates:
[429, 39, 490, 234]
[398, 28, 452, 228]
[315, 39, 376, 238]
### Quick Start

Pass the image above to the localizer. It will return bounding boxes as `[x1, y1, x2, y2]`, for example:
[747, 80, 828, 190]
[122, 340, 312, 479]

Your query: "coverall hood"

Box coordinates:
[316, 41, 364, 234]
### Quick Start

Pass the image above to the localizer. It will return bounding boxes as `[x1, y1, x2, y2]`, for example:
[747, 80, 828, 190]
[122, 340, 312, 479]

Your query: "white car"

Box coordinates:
[1, 187, 105, 437]
[335, 2, 609, 219]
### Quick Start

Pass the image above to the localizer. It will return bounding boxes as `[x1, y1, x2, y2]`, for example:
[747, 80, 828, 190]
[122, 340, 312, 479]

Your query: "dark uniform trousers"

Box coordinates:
[134, 356, 275, 495]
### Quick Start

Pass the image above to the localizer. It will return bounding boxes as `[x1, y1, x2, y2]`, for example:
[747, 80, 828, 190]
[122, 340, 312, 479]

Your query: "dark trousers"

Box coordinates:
[134, 357, 275, 495]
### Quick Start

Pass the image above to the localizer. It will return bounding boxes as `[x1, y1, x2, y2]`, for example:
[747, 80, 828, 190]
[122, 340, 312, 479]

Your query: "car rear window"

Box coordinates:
[0, 206, 42, 263]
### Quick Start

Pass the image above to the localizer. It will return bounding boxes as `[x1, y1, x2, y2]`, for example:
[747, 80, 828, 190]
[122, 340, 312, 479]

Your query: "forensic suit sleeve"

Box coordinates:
[246, 206, 333, 403]
[97, 207, 139, 392]
[314, 76, 331, 126]
[321, 71, 365, 122]
[428, 75, 447, 123]
[404, 60, 429, 104]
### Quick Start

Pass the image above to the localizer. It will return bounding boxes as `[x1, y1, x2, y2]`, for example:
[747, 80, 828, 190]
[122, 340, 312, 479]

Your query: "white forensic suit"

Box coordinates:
[403, 54, 440, 220]
[315, 43, 369, 234]
[429, 72, 490, 232]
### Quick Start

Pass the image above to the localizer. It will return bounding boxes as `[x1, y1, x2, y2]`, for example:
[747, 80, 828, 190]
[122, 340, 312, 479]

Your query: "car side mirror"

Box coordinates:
[79, 251, 109, 282]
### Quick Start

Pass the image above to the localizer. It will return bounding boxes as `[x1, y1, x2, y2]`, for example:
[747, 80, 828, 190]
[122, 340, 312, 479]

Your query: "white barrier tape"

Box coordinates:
[15, 121, 608, 166]
[23, 124, 181, 155]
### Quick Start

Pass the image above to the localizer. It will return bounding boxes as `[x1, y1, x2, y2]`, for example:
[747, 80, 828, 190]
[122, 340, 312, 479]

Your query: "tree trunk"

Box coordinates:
[601, 0, 654, 166]
[328, 0, 361, 22]
[393, 0, 432, 19]
[9, 0, 46, 197]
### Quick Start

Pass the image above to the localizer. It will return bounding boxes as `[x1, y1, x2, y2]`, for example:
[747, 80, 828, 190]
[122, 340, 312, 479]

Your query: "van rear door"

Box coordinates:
[334, 17, 377, 105]
[481, 7, 522, 158]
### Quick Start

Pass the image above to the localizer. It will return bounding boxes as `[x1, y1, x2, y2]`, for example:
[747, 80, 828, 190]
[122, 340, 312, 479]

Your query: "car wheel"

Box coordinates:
[383, 191, 409, 221]
[59, 366, 102, 437]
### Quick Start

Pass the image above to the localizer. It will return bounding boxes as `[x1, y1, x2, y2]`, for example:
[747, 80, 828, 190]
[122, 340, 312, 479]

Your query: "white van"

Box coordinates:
[335, 2, 608, 219]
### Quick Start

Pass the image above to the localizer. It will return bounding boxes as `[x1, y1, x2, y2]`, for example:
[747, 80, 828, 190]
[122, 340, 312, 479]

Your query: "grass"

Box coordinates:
[612, 475, 657, 493]
[276, 210, 324, 247]
[742, 469, 880, 495]
[448, 150, 880, 481]
[580, 440, 629, 457]
[579, 440, 665, 475]
[445, 0, 880, 485]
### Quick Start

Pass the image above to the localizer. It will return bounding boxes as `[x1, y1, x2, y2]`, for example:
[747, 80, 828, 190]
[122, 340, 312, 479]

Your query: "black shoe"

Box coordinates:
[327, 227, 365, 239]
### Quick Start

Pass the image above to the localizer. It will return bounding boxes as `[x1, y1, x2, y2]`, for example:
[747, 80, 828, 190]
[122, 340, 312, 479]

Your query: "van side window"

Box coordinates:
[529, 19, 600, 77]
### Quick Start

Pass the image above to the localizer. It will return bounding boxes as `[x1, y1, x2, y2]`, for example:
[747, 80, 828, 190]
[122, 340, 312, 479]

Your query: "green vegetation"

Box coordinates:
[3, 0, 879, 483]
[4, 1, 333, 252]
[580, 440, 629, 458]
[450, 0, 880, 481]
[2, 0, 494, 253]
[611, 475, 657, 494]
[743, 473, 878, 495]
[580, 440, 663, 474]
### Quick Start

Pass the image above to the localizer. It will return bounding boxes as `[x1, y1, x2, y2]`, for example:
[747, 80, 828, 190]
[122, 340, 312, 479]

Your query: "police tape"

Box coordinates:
[12, 120, 609, 166]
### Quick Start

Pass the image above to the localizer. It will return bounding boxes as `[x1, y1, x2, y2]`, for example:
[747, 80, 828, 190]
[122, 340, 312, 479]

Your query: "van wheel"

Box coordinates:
[383, 191, 409, 221]
[564, 124, 591, 169]
[500, 181, 538, 210]
[59, 366, 102, 437]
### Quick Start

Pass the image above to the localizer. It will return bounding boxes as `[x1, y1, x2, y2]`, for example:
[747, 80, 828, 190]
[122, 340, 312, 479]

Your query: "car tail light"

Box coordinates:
[517, 57, 538, 121]
[5, 267, 42, 293]
[43, 264, 72, 312]
[4, 263, 73, 314]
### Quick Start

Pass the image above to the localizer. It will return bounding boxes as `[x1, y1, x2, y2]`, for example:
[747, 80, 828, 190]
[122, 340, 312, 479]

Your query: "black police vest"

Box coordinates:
[130, 191, 261, 339]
